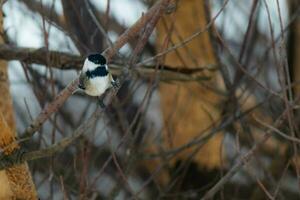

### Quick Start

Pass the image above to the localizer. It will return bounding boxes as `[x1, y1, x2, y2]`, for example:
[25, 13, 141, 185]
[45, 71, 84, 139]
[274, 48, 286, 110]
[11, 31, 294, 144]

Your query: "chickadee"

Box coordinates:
[78, 53, 118, 106]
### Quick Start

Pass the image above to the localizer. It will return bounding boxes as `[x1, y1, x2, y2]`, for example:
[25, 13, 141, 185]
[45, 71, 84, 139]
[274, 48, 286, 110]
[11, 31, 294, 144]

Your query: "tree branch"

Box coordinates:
[0, 44, 216, 81]
[0, 44, 83, 69]
[0, 109, 101, 170]
[0, 0, 172, 173]
[20, 0, 170, 140]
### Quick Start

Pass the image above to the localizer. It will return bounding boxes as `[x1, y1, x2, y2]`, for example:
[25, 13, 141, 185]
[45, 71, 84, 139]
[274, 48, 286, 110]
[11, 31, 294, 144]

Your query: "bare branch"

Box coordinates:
[0, 109, 102, 170]
[21, 0, 170, 140]
[0, 44, 83, 69]
[18, 0, 66, 30]
[0, 44, 215, 82]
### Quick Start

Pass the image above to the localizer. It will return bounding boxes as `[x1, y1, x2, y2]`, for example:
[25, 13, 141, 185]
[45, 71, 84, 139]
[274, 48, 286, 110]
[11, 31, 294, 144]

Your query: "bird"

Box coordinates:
[78, 53, 119, 107]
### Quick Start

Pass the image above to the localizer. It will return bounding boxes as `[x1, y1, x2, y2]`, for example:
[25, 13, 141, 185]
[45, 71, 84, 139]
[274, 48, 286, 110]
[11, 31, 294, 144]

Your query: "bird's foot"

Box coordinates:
[98, 96, 106, 109]
[111, 79, 120, 91]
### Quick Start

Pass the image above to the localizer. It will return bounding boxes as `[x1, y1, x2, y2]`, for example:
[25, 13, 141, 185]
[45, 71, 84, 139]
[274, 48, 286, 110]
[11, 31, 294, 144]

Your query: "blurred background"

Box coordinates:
[0, 0, 299, 199]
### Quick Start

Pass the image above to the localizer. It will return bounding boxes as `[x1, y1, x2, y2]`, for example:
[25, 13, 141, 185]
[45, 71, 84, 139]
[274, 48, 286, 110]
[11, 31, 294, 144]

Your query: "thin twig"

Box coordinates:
[0, 109, 103, 170]
[20, 0, 168, 139]
[254, 115, 300, 144]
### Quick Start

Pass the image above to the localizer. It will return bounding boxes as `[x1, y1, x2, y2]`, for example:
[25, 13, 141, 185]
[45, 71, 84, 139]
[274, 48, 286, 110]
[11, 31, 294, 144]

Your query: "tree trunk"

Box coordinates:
[145, 0, 225, 186]
[289, 0, 300, 97]
[0, 10, 37, 200]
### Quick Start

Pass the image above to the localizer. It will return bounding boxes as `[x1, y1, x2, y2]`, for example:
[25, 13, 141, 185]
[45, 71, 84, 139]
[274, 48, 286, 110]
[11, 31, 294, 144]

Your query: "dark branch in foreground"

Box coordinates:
[0, 44, 217, 81]
[20, 0, 170, 141]
[0, 0, 172, 175]
[0, 109, 101, 170]
[0, 44, 84, 69]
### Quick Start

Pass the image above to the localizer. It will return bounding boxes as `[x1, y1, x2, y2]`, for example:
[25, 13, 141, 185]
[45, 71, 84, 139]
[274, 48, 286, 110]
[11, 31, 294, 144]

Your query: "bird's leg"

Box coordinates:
[111, 79, 121, 91]
[98, 95, 106, 108]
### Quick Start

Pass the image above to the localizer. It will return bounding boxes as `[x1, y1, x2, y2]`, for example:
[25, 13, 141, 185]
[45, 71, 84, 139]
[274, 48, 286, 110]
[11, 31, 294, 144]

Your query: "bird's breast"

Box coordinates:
[85, 76, 110, 96]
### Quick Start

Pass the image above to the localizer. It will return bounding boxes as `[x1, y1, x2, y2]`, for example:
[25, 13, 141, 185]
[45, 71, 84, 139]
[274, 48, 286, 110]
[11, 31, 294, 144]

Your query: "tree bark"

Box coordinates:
[0, 9, 37, 200]
[145, 0, 225, 185]
[289, 0, 300, 97]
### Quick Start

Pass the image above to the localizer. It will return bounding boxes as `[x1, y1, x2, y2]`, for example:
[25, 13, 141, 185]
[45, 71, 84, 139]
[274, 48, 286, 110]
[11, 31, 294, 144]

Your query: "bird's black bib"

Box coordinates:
[86, 66, 108, 78]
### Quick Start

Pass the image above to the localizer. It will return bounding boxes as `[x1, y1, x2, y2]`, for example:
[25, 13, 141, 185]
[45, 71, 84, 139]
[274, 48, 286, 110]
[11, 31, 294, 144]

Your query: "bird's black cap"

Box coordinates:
[88, 53, 107, 65]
